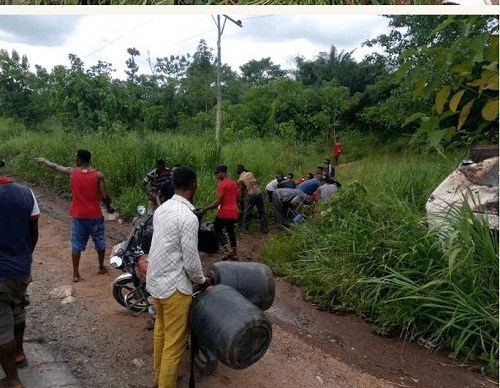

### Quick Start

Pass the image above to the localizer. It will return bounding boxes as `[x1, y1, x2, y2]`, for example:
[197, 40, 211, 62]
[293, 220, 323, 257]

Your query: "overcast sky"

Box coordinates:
[0, 12, 392, 79]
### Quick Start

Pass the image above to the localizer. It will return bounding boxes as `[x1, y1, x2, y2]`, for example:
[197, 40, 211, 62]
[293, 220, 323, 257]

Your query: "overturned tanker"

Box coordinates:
[426, 145, 499, 233]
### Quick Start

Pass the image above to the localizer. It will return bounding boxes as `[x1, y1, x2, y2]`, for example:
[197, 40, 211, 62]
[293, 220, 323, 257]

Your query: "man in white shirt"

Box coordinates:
[146, 166, 210, 388]
[317, 177, 338, 202]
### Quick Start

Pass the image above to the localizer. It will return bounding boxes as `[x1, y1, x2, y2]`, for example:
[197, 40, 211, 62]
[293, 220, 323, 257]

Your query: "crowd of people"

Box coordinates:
[0, 139, 343, 388]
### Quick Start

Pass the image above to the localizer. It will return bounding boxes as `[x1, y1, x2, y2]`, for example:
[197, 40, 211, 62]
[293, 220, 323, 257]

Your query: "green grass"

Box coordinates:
[1, 118, 496, 371]
[0, 118, 342, 217]
[260, 152, 499, 371]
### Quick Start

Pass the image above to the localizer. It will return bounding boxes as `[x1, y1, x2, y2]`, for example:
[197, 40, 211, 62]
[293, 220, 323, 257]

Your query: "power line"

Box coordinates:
[85, 14, 275, 61]
[84, 18, 153, 59]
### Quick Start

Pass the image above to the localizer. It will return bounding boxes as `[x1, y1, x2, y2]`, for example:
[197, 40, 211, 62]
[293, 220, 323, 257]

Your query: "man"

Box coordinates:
[0, 160, 40, 388]
[323, 158, 335, 179]
[199, 165, 239, 260]
[317, 176, 338, 202]
[265, 173, 284, 202]
[272, 188, 315, 229]
[236, 164, 268, 234]
[36, 150, 114, 282]
[140, 159, 171, 214]
[297, 172, 322, 196]
[146, 166, 210, 388]
[277, 172, 296, 189]
[159, 163, 180, 204]
[333, 136, 342, 165]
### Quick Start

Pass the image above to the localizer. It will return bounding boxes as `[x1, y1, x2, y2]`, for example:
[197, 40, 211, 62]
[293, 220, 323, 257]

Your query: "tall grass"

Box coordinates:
[2, 119, 496, 369]
[0, 120, 330, 217]
[260, 153, 499, 371]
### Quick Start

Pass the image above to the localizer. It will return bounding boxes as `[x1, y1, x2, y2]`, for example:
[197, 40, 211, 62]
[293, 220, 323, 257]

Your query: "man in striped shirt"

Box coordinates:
[140, 159, 171, 214]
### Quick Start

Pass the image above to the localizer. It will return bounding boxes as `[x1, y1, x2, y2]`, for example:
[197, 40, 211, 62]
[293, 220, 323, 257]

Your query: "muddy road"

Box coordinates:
[20, 180, 496, 388]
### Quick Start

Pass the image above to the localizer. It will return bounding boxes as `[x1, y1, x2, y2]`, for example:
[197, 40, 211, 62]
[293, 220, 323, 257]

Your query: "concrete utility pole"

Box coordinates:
[213, 14, 242, 158]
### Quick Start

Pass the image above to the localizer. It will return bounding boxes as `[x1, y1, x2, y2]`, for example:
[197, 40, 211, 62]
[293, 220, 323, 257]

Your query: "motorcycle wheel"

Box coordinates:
[112, 278, 149, 314]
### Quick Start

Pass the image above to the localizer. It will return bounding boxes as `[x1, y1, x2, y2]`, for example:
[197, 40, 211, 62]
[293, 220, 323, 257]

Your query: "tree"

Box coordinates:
[293, 45, 386, 95]
[399, 16, 499, 151]
[356, 75, 422, 137]
[0, 49, 50, 126]
[320, 83, 353, 142]
[240, 57, 287, 86]
[180, 40, 217, 118]
[155, 54, 191, 88]
[364, 16, 469, 70]
[125, 47, 140, 83]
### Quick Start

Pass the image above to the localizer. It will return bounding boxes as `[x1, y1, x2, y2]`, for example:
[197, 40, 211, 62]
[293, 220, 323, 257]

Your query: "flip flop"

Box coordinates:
[72, 275, 81, 283]
[15, 354, 28, 368]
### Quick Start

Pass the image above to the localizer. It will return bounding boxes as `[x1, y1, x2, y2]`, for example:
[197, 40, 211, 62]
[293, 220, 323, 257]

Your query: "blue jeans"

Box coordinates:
[71, 217, 106, 253]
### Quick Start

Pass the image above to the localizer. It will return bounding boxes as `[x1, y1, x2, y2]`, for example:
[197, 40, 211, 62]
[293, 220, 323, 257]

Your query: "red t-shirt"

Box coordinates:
[69, 168, 102, 219]
[216, 178, 239, 220]
[333, 141, 342, 157]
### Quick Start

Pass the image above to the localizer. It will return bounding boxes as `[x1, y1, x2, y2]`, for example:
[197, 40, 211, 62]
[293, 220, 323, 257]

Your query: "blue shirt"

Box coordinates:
[297, 178, 320, 195]
[0, 180, 40, 281]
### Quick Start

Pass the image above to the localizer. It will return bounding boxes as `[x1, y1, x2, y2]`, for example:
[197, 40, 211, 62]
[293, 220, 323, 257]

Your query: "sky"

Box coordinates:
[0, 11, 392, 79]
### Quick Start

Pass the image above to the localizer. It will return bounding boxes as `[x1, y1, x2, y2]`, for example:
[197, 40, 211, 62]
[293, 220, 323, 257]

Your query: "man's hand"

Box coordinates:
[194, 276, 212, 292]
[202, 276, 212, 289]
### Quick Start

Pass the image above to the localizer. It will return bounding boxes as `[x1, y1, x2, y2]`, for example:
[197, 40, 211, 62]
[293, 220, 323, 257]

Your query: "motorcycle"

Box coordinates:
[110, 205, 154, 316]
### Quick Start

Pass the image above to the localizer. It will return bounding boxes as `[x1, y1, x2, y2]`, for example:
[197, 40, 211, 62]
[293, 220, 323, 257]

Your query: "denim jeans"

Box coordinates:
[241, 194, 268, 232]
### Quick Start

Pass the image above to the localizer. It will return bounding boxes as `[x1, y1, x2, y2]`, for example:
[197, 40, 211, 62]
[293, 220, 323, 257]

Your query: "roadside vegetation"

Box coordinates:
[0, 15, 497, 373]
[260, 153, 499, 374]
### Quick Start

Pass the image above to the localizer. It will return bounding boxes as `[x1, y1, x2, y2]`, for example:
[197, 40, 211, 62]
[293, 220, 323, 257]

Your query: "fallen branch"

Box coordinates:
[427, 359, 469, 368]
[380, 379, 411, 387]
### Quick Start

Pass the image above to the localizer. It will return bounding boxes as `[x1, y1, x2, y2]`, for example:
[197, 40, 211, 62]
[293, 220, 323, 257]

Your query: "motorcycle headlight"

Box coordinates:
[110, 242, 123, 257]
[110, 256, 124, 268]
[137, 205, 146, 216]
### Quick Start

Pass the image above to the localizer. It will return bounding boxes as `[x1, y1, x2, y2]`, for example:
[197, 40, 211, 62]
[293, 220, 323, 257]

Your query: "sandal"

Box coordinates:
[15, 354, 28, 368]
[221, 250, 236, 261]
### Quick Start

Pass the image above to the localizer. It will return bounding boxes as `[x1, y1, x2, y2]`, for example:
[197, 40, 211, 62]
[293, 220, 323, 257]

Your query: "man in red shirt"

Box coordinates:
[200, 165, 239, 261]
[36, 150, 115, 282]
[333, 137, 342, 165]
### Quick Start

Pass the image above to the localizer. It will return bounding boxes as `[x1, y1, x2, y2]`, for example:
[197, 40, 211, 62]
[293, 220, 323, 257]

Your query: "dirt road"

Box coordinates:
[21, 181, 497, 388]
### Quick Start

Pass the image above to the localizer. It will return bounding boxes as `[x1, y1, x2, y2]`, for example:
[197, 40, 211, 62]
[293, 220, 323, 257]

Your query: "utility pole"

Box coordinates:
[213, 14, 242, 159]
